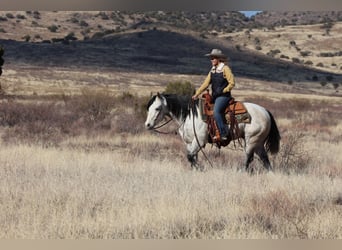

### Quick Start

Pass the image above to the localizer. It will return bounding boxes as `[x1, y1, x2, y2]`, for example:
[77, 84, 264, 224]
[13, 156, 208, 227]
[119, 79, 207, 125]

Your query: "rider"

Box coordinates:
[192, 49, 235, 141]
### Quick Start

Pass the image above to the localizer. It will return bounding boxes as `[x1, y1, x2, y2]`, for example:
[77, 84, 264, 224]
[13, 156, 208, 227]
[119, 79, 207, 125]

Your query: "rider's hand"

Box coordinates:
[192, 95, 198, 100]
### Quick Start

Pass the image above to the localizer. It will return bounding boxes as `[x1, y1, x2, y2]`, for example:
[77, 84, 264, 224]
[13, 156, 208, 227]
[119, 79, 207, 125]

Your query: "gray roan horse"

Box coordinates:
[145, 93, 281, 171]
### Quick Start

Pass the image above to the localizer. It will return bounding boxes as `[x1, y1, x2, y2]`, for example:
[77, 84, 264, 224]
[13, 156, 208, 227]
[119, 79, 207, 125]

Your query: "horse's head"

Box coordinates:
[145, 93, 169, 130]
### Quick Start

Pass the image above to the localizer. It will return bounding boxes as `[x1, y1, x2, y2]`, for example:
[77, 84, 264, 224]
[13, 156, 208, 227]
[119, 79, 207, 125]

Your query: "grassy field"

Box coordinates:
[0, 66, 341, 239]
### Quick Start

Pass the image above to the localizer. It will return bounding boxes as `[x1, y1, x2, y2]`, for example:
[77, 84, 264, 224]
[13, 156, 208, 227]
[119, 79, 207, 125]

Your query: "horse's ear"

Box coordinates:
[157, 92, 161, 98]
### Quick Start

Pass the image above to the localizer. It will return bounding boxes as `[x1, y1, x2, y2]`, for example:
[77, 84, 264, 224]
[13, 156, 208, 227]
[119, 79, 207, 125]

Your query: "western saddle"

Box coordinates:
[200, 91, 251, 147]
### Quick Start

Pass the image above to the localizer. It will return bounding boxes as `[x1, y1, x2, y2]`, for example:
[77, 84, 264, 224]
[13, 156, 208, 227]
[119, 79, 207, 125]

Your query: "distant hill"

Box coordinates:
[253, 11, 342, 27]
[0, 11, 341, 85]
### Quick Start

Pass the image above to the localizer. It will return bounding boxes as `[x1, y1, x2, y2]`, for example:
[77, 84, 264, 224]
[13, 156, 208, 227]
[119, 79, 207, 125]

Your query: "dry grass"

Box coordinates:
[1, 11, 341, 239]
[224, 22, 342, 74]
[0, 87, 341, 239]
[0, 133, 341, 239]
[0, 62, 341, 239]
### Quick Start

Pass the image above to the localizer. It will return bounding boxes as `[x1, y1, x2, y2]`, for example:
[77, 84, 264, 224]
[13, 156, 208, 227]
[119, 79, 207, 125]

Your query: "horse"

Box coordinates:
[145, 93, 281, 172]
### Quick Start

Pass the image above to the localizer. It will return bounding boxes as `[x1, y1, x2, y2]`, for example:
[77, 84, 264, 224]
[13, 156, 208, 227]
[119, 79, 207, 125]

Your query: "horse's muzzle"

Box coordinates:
[145, 123, 153, 130]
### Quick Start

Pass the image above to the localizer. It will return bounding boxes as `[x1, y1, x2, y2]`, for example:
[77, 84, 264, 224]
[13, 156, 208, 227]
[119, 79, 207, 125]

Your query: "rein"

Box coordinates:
[151, 117, 176, 134]
[190, 100, 214, 169]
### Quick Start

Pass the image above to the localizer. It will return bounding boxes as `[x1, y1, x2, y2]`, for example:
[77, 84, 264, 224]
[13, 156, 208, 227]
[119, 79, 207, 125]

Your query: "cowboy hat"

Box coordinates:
[205, 49, 226, 58]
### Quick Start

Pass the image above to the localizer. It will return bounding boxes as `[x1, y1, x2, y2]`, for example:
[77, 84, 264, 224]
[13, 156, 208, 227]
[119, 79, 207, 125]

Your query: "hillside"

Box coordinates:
[0, 11, 341, 91]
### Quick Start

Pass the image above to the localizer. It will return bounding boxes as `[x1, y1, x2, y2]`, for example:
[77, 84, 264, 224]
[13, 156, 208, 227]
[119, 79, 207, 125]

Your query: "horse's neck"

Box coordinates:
[165, 95, 191, 124]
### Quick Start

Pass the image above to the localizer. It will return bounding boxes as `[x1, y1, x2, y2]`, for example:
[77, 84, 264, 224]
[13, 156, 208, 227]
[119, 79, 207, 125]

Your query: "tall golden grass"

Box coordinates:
[0, 88, 341, 239]
[0, 131, 341, 239]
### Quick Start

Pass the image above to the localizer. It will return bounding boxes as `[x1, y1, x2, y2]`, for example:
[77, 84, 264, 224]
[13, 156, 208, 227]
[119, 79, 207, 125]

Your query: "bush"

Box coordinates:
[0, 90, 148, 145]
[164, 81, 195, 95]
[255, 45, 262, 50]
[67, 87, 116, 125]
[300, 51, 311, 57]
[22, 35, 31, 42]
[5, 13, 14, 19]
[280, 54, 289, 59]
[326, 75, 334, 81]
[80, 20, 89, 27]
[292, 57, 301, 64]
[0, 101, 69, 146]
[245, 189, 314, 238]
[274, 131, 311, 174]
[47, 25, 58, 32]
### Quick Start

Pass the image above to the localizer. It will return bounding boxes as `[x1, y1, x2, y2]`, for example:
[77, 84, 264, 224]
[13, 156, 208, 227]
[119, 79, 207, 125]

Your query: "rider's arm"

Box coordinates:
[194, 72, 211, 97]
[222, 65, 235, 93]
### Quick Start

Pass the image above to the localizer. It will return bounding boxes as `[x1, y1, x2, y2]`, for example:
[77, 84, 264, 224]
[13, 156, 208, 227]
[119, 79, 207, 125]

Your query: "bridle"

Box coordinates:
[151, 117, 175, 134]
[149, 103, 178, 135]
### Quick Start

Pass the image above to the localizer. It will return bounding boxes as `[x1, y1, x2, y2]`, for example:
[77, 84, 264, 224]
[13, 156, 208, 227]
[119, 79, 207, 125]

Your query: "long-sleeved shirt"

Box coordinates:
[194, 62, 235, 97]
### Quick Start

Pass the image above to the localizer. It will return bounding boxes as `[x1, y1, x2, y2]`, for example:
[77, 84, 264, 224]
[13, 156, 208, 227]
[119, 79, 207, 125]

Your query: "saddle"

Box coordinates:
[200, 91, 251, 146]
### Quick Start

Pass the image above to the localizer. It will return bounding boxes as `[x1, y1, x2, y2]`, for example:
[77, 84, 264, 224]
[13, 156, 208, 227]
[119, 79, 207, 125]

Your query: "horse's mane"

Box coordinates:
[163, 94, 198, 121]
[147, 94, 198, 121]
[146, 95, 157, 110]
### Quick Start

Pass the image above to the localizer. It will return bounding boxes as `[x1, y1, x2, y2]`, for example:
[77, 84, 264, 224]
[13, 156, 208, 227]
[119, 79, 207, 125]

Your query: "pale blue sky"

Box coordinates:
[239, 11, 262, 17]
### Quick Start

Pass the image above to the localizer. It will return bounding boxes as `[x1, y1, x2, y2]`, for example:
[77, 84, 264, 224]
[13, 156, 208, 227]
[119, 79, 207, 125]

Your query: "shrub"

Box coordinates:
[320, 81, 328, 87]
[267, 49, 281, 57]
[332, 83, 339, 90]
[235, 44, 241, 51]
[255, 45, 262, 50]
[67, 87, 116, 125]
[0, 90, 148, 145]
[280, 54, 289, 59]
[164, 81, 195, 95]
[0, 101, 69, 146]
[326, 75, 333, 81]
[33, 11, 41, 19]
[64, 32, 77, 41]
[300, 51, 311, 57]
[16, 14, 26, 19]
[22, 34, 30, 42]
[47, 25, 58, 32]
[5, 13, 14, 19]
[319, 52, 334, 57]
[80, 20, 89, 27]
[274, 131, 311, 174]
[292, 57, 301, 64]
[244, 189, 314, 238]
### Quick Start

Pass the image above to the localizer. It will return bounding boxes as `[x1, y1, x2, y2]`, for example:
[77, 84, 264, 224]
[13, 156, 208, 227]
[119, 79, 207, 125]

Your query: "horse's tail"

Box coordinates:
[265, 110, 281, 154]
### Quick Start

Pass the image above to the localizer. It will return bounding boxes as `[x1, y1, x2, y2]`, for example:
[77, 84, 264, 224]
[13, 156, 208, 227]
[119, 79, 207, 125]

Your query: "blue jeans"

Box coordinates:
[214, 96, 230, 137]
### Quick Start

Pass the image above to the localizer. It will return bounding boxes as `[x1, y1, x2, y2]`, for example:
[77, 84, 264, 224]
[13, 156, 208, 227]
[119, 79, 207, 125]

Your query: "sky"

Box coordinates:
[239, 11, 262, 17]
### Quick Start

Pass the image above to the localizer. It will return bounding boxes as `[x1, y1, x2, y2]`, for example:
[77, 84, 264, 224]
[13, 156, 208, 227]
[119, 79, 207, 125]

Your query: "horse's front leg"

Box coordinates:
[186, 137, 206, 171]
[182, 118, 207, 171]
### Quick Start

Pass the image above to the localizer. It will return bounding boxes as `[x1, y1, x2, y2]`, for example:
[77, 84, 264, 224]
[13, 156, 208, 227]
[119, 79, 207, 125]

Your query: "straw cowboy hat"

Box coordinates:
[205, 49, 226, 58]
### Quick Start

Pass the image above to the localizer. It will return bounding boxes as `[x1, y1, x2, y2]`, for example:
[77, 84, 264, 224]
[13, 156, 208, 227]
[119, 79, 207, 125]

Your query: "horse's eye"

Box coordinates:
[156, 107, 161, 111]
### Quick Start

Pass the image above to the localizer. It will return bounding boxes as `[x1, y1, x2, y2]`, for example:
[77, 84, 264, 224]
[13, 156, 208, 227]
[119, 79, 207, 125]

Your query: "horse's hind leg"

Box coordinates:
[244, 151, 254, 173]
[256, 146, 272, 171]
